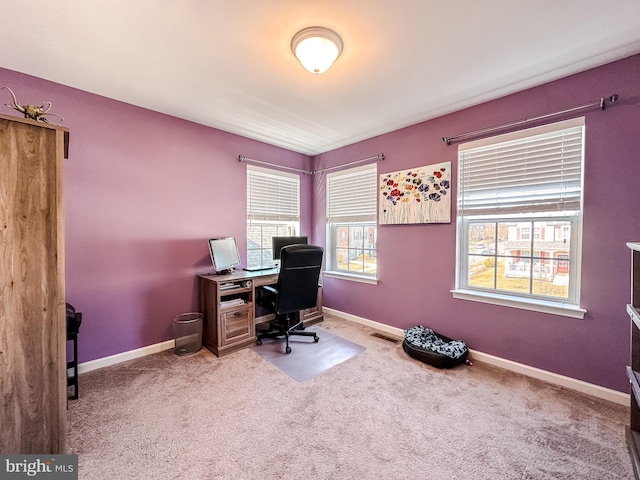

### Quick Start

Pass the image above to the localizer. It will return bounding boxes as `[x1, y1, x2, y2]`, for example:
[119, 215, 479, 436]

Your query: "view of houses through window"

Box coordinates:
[334, 224, 377, 274]
[466, 220, 572, 299]
[247, 223, 297, 268]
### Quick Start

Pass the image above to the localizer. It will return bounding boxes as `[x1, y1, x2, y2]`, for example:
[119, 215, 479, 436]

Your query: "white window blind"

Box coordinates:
[458, 118, 585, 217]
[327, 164, 377, 223]
[247, 166, 299, 222]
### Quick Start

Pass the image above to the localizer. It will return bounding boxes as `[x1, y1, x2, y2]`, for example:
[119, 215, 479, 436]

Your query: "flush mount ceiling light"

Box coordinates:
[291, 26, 343, 74]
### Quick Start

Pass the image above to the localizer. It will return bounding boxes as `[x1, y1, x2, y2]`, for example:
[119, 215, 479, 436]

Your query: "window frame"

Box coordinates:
[451, 118, 586, 319]
[246, 165, 300, 269]
[325, 164, 378, 282]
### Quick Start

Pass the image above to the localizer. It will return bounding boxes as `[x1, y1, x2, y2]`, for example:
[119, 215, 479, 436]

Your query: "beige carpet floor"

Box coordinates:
[67, 315, 634, 479]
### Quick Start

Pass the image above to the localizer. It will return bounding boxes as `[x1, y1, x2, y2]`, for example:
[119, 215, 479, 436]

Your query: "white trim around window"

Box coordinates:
[326, 164, 378, 279]
[453, 118, 586, 318]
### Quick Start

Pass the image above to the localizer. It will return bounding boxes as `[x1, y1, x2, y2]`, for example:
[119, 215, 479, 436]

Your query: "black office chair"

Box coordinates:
[66, 303, 82, 400]
[256, 244, 323, 354]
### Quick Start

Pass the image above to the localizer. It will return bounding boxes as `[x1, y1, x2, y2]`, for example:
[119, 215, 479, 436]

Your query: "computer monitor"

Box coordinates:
[272, 236, 308, 261]
[208, 237, 241, 274]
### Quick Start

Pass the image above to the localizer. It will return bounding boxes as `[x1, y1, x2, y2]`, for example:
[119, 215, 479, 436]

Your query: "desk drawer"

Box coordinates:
[220, 307, 254, 346]
[254, 274, 278, 287]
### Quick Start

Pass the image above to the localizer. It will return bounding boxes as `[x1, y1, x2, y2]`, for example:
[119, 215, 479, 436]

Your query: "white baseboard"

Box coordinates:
[78, 339, 175, 374]
[323, 307, 630, 406]
[78, 309, 630, 406]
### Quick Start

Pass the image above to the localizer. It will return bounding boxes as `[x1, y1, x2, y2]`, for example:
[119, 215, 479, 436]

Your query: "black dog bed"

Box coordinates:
[403, 325, 469, 369]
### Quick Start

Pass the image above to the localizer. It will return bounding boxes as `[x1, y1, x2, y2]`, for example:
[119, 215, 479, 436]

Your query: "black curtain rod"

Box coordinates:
[441, 94, 619, 146]
[238, 153, 385, 175]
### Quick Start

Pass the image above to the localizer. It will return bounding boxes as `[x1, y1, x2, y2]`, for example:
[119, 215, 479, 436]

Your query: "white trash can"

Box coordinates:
[172, 312, 203, 355]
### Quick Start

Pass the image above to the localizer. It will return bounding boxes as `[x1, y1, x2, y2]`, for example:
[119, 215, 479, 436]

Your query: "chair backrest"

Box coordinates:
[275, 244, 324, 315]
[66, 302, 82, 333]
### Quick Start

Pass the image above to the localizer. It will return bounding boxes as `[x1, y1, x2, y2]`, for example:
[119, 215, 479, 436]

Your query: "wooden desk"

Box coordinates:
[198, 270, 323, 357]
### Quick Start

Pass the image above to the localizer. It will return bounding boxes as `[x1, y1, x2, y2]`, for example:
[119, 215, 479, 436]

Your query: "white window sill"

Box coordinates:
[450, 288, 586, 319]
[323, 271, 378, 285]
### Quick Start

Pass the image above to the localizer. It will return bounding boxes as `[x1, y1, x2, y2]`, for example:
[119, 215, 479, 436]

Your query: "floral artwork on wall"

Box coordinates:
[379, 161, 451, 224]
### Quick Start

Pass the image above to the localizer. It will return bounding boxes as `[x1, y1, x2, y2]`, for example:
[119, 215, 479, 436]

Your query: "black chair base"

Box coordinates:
[257, 315, 319, 354]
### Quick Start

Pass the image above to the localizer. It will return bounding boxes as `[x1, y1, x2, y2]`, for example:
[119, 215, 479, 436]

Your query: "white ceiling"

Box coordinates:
[1, 1, 640, 156]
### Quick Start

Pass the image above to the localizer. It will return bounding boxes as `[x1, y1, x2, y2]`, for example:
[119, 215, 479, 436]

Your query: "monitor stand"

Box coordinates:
[216, 267, 236, 275]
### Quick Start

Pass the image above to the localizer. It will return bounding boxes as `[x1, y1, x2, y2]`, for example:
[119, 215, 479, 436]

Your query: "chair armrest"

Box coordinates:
[256, 285, 278, 309]
[261, 285, 278, 295]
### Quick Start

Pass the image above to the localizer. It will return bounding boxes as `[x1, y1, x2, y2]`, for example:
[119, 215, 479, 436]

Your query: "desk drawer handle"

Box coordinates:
[233, 311, 243, 317]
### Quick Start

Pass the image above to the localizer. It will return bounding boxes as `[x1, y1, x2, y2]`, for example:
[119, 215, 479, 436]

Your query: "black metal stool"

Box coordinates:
[66, 303, 82, 400]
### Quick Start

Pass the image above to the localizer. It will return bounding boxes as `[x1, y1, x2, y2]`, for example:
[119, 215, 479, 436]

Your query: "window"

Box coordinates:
[453, 118, 586, 318]
[246, 166, 300, 268]
[326, 164, 377, 279]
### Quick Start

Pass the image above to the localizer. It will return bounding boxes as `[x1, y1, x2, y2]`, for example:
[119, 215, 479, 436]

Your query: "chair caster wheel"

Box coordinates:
[314, 336, 319, 343]
[257, 339, 262, 346]
[285, 346, 292, 354]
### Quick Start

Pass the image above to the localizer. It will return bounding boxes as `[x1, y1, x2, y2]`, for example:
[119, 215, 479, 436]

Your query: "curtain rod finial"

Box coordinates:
[601, 94, 619, 109]
[238, 155, 246, 162]
[441, 137, 451, 146]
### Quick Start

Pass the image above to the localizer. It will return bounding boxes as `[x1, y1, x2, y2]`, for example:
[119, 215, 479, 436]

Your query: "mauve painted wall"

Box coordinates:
[2, 54, 639, 392]
[313, 54, 640, 393]
[0, 67, 312, 363]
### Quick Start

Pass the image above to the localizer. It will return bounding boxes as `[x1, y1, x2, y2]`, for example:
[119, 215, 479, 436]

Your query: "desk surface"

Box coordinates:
[199, 268, 279, 283]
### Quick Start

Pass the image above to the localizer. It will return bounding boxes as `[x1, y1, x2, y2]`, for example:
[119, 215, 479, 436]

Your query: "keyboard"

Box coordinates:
[243, 265, 276, 272]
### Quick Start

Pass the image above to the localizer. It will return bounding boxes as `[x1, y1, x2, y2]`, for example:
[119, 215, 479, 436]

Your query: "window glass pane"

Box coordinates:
[496, 222, 509, 256]
[341, 225, 375, 273]
[245, 222, 296, 268]
[329, 223, 377, 274]
[468, 255, 496, 289]
[503, 256, 531, 278]
[348, 226, 363, 272]
[247, 224, 263, 267]
[461, 217, 579, 301]
[348, 258, 365, 273]
[498, 257, 532, 294]
[336, 248, 349, 270]
[336, 226, 349, 247]
[366, 226, 377, 253]
[466, 220, 574, 300]
[468, 222, 497, 255]
[532, 259, 569, 299]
